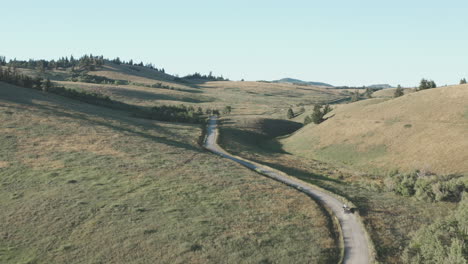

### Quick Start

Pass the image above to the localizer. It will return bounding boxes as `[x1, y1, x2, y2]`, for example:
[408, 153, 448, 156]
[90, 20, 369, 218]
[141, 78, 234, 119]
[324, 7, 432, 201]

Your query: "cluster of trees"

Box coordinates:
[304, 104, 332, 125]
[0, 67, 216, 124]
[110, 57, 165, 73]
[3, 54, 105, 72]
[0, 67, 45, 90]
[0, 54, 169, 73]
[0, 67, 112, 103]
[384, 171, 466, 202]
[180, 72, 228, 81]
[66, 73, 129, 85]
[460, 78, 467, 84]
[402, 193, 467, 263]
[145, 105, 206, 123]
[418, 79, 437, 90]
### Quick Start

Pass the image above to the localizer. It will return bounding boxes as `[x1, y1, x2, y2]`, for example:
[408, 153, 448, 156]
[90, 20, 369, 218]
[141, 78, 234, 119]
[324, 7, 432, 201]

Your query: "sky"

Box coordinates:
[1, 0, 467, 86]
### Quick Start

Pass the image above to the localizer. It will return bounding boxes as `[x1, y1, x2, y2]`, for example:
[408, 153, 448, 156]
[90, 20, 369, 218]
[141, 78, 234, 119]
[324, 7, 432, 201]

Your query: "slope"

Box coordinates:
[282, 84, 468, 175]
[0, 82, 337, 263]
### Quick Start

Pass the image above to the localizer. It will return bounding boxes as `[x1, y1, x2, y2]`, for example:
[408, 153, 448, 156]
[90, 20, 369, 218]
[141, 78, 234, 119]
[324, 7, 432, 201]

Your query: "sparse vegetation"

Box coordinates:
[0, 83, 336, 263]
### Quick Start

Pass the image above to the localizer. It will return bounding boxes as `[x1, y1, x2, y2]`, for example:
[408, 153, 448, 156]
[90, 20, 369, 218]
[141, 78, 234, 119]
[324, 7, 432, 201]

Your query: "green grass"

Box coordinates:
[316, 143, 387, 166]
[0, 83, 337, 263]
[217, 114, 457, 263]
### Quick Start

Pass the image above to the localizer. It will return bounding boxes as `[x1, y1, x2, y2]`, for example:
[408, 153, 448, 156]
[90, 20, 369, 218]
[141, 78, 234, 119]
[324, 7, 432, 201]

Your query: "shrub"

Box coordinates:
[402, 193, 468, 263]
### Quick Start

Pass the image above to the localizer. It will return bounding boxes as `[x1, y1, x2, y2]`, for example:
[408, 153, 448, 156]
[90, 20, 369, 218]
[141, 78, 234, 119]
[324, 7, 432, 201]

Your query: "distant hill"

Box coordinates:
[368, 84, 393, 89]
[273, 78, 334, 87]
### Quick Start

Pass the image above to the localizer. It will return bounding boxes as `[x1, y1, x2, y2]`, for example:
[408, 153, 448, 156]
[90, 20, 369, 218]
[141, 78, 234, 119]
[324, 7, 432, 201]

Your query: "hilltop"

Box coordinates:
[272, 78, 334, 87]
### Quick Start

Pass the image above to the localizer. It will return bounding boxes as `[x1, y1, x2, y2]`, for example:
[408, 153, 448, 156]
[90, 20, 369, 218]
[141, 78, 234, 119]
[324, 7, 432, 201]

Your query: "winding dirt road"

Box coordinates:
[204, 116, 372, 264]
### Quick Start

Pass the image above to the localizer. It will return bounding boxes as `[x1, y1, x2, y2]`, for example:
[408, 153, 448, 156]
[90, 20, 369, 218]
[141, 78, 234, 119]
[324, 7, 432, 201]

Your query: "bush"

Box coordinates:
[386, 171, 467, 202]
[402, 193, 468, 263]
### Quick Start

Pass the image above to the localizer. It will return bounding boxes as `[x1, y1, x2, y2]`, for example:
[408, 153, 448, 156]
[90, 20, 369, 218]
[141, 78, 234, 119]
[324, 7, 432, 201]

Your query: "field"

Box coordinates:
[216, 116, 457, 263]
[29, 63, 347, 118]
[0, 82, 339, 263]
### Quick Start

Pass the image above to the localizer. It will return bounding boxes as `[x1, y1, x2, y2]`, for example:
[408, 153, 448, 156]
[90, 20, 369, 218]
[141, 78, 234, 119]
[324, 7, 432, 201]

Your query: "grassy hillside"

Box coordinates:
[45, 64, 347, 118]
[283, 85, 468, 175]
[216, 114, 458, 263]
[372, 87, 415, 98]
[0, 82, 338, 263]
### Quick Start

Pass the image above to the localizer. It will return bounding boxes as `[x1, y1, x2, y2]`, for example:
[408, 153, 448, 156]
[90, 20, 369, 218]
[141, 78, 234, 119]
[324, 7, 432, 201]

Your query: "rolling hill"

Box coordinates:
[0, 81, 338, 263]
[272, 78, 334, 87]
[282, 84, 468, 175]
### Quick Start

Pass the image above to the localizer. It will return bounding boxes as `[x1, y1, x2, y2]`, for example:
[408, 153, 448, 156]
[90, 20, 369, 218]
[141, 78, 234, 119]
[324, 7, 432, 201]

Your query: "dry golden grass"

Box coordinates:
[283, 85, 468, 175]
[372, 87, 416, 98]
[89, 63, 174, 85]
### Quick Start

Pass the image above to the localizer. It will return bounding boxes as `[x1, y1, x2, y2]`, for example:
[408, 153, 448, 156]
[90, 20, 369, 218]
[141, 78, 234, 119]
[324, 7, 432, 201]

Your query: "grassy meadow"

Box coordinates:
[283, 84, 468, 175]
[216, 99, 465, 263]
[0, 82, 339, 263]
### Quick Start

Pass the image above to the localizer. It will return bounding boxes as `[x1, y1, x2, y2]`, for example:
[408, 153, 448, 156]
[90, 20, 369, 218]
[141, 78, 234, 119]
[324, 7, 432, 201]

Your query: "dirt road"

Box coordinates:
[204, 116, 372, 264]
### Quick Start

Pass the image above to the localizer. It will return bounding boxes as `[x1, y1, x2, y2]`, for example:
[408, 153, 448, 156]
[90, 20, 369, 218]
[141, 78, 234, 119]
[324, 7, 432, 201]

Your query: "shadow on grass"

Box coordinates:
[107, 87, 214, 103]
[0, 84, 204, 153]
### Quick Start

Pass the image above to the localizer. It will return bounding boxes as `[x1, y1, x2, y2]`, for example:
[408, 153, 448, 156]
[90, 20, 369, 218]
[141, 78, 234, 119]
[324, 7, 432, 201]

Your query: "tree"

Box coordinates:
[304, 115, 312, 125]
[460, 78, 467, 84]
[419, 79, 436, 90]
[310, 104, 332, 124]
[351, 90, 360, 102]
[394, 85, 404, 98]
[223, 105, 232, 115]
[41, 78, 52, 92]
[197, 107, 203, 115]
[287, 108, 294, 119]
[364, 88, 373, 98]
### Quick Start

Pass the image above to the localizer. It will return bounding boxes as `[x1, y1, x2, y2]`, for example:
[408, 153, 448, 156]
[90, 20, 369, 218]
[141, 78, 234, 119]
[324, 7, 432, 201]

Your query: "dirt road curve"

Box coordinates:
[204, 116, 372, 264]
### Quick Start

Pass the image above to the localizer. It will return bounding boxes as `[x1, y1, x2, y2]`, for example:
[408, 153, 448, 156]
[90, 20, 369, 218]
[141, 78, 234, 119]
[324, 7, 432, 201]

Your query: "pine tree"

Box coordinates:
[287, 108, 294, 119]
[394, 85, 404, 97]
[351, 90, 360, 102]
[311, 104, 323, 124]
[41, 78, 52, 92]
[365, 88, 373, 98]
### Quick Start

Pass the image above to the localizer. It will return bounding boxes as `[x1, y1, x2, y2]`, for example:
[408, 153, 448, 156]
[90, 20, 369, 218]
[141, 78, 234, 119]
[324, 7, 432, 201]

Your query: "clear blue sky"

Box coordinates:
[2, 0, 467, 86]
